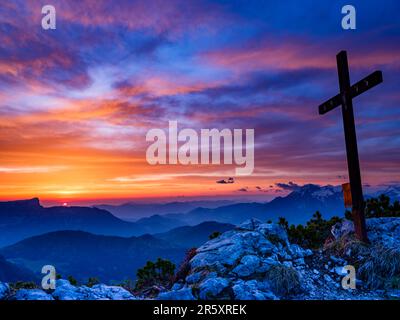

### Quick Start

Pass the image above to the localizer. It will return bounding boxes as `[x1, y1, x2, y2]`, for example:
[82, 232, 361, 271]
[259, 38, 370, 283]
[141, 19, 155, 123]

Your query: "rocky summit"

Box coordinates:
[0, 279, 136, 300]
[1, 217, 399, 300]
[157, 218, 400, 300]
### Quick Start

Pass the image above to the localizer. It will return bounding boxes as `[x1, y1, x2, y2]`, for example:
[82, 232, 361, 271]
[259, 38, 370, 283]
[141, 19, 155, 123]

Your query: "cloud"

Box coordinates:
[275, 181, 301, 191]
[19, 0, 231, 39]
[237, 187, 248, 192]
[0, 166, 67, 174]
[111, 171, 237, 183]
[201, 32, 400, 76]
[216, 177, 235, 184]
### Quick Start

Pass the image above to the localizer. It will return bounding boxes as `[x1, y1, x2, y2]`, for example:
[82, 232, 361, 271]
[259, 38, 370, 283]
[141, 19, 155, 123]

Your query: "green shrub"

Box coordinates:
[135, 258, 175, 291]
[279, 212, 341, 249]
[387, 276, 400, 290]
[266, 234, 286, 247]
[365, 194, 400, 218]
[344, 195, 399, 220]
[10, 281, 38, 290]
[277, 217, 289, 230]
[86, 277, 100, 287]
[67, 275, 78, 286]
[209, 231, 221, 240]
[117, 279, 135, 292]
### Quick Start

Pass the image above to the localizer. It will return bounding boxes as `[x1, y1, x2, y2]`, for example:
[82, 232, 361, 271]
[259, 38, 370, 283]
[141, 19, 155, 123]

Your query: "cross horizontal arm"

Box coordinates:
[318, 70, 383, 115]
[349, 70, 383, 100]
[318, 94, 342, 115]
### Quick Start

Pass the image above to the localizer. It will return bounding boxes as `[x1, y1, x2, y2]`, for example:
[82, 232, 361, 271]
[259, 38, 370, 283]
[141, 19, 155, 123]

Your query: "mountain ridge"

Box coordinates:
[0, 230, 185, 283]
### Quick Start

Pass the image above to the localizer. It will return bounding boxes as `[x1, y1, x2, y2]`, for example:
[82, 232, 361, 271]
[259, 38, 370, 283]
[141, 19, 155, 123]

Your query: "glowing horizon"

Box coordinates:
[1, 1, 399, 205]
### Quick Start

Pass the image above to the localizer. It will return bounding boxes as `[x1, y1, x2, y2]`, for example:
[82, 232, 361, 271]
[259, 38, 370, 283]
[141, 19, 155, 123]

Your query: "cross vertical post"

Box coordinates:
[318, 50, 383, 243]
[336, 51, 368, 242]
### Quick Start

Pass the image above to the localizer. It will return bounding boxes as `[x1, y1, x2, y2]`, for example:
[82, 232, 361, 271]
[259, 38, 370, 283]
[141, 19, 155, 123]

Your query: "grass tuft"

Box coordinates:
[266, 264, 301, 297]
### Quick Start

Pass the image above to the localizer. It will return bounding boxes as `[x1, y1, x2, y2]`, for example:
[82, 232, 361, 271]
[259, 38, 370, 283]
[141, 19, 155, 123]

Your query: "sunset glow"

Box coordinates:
[1, 0, 399, 205]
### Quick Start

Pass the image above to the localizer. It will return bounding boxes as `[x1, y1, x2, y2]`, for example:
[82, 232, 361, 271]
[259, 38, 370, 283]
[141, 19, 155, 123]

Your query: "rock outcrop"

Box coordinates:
[0, 279, 136, 300]
[52, 280, 136, 300]
[158, 219, 312, 300]
[158, 218, 400, 300]
[0, 282, 10, 300]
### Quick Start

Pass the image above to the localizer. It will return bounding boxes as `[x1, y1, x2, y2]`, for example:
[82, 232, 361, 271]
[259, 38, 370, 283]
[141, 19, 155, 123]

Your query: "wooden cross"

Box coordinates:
[318, 50, 383, 242]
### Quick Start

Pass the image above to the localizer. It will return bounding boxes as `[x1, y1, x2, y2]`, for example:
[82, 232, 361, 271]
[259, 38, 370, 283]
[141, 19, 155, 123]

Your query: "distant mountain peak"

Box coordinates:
[0, 198, 41, 208]
[288, 184, 342, 200]
[372, 184, 400, 201]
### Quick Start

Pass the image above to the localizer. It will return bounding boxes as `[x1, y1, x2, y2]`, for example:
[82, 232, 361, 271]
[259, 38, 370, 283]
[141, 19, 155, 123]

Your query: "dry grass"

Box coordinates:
[324, 234, 369, 258]
[358, 245, 400, 289]
[266, 264, 301, 297]
[325, 235, 400, 290]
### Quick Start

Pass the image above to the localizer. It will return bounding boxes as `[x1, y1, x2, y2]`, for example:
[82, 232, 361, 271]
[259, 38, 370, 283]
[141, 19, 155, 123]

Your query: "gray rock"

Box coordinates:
[257, 223, 289, 245]
[232, 280, 277, 300]
[335, 266, 347, 276]
[324, 274, 333, 282]
[330, 255, 345, 264]
[0, 282, 10, 300]
[52, 279, 135, 300]
[367, 218, 400, 247]
[52, 280, 86, 300]
[89, 284, 135, 300]
[387, 290, 400, 299]
[157, 287, 195, 300]
[304, 249, 313, 256]
[14, 289, 54, 300]
[171, 283, 183, 291]
[199, 277, 229, 300]
[331, 220, 355, 239]
[290, 244, 305, 258]
[191, 230, 270, 269]
[236, 218, 262, 231]
[294, 258, 305, 266]
[191, 240, 244, 269]
[232, 255, 261, 277]
[257, 257, 279, 272]
[186, 271, 204, 284]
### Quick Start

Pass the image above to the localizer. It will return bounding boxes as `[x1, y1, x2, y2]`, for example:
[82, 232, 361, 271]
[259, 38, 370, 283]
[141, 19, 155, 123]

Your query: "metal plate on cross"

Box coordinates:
[342, 182, 352, 208]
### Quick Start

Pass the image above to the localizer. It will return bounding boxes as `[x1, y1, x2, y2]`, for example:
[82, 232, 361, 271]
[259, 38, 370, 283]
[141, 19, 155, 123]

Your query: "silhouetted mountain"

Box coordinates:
[154, 221, 235, 247]
[96, 200, 237, 221]
[0, 231, 185, 283]
[4, 183, 386, 248]
[130, 215, 186, 234]
[0, 255, 37, 283]
[0, 199, 184, 247]
[164, 184, 345, 225]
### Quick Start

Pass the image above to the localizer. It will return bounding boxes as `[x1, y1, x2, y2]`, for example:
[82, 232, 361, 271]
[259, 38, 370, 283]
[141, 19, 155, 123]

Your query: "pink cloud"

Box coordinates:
[200, 37, 400, 74]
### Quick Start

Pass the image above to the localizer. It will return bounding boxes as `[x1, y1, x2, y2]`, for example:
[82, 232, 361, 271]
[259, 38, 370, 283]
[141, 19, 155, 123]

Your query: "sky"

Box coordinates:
[0, 0, 399, 205]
